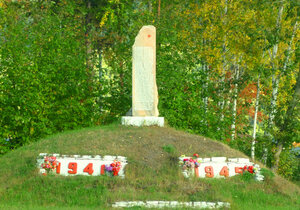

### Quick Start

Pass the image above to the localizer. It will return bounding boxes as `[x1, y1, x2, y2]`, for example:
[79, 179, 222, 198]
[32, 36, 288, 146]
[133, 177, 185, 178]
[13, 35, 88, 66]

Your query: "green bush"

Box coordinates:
[0, 1, 99, 155]
[277, 150, 298, 180]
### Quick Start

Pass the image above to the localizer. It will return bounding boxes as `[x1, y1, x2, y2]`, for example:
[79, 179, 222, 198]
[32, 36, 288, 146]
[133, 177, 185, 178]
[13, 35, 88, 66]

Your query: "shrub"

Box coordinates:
[277, 150, 298, 180]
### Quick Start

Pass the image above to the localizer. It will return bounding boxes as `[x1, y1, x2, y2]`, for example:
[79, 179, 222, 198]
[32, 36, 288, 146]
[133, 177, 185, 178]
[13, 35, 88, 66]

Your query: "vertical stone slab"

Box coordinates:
[132, 25, 159, 117]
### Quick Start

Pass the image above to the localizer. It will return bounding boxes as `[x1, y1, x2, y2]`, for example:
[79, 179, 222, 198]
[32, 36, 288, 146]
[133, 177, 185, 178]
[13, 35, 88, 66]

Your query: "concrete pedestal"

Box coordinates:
[121, 116, 164, 127]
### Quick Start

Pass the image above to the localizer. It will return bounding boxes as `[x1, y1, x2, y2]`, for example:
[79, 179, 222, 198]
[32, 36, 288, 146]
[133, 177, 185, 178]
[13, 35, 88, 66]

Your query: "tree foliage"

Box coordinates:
[0, 0, 299, 180]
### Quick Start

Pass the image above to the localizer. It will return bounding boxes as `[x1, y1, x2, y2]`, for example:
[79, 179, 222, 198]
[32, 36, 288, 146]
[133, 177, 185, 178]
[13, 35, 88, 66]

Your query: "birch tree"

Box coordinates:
[251, 74, 260, 160]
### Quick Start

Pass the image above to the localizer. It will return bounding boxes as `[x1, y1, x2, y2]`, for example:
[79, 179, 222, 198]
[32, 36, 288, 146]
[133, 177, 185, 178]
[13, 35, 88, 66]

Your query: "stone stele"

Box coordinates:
[132, 25, 158, 117]
[121, 25, 164, 127]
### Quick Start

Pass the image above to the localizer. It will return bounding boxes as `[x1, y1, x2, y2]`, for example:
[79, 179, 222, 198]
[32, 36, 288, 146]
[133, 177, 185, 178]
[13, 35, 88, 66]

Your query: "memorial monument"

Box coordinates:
[122, 25, 164, 127]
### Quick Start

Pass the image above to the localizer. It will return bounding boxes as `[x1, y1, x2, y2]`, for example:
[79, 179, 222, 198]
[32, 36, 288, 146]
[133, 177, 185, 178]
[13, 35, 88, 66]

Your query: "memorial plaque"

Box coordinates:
[37, 154, 127, 178]
[132, 25, 159, 117]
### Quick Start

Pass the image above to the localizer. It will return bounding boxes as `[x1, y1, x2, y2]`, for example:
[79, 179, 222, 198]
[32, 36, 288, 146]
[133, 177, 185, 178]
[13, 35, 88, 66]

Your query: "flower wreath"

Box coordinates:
[105, 160, 122, 176]
[243, 165, 257, 174]
[179, 153, 201, 177]
[41, 156, 58, 175]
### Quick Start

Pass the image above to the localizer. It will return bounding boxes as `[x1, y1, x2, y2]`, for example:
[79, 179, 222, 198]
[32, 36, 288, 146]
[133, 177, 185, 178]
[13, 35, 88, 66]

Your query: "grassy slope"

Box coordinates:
[0, 123, 299, 210]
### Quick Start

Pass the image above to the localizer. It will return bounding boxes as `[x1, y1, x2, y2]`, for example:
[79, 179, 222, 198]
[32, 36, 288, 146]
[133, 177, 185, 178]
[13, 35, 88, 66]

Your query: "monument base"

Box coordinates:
[121, 116, 164, 127]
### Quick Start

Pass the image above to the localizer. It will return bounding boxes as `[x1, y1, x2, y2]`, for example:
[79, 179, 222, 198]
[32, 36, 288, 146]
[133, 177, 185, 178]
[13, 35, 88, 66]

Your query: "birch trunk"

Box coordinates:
[283, 21, 298, 73]
[202, 38, 209, 127]
[218, 0, 228, 132]
[269, 75, 279, 126]
[268, 3, 284, 128]
[251, 75, 260, 160]
[203, 63, 208, 126]
[231, 62, 239, 141]
[268, 21, 297, 128]
[262, 148, 268, 165]
[263, 3, 284, 163]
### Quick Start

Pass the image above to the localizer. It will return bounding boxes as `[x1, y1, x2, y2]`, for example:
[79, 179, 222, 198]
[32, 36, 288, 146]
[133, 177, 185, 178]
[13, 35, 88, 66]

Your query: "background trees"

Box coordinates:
[0, 0, 299, 180]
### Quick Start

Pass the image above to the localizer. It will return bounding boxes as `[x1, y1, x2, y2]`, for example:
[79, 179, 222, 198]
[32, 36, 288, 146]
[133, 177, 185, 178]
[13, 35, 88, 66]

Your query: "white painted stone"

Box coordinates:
[169, 201, 179, 207]
[223, 202, 231, 208]
[211, 157, 227, 162]
[37, 153, 127, 177]
[227, 162, 244, 177]
[127, 201, 143, 207]
[116, 156, 126, 161]
[133, 47, 154, 112]
[158, 201, 169, 206]
[197, 162, 225, 178]
[216, 202, 230, 209]
[132, 25, 158, 117]
[193, 202, 205, 207]
[206, 202, 217, 209]
[228, 158, 238, 162]
[112, 201, 230, 209]
[211, 163, 227, 178]
[103, 155, 114, 160]
[113, 201, 128, 207]
[238, 158, 250, 163]
[135, 201, 145, 207]
[121, 116, 164, 127]
[180, 156, 263, 181]
[193, 202, 206, 207]
[184, 202, 193, 207]
[198, 162, 213, 178]
[157, 201, 169, 208]
[202, 158, 211, 162]
[146, 201, 159, 208]
[122, 25, 165, 127]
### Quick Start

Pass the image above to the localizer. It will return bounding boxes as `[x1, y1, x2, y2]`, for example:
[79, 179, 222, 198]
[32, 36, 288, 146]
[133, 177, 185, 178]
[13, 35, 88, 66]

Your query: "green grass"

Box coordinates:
[0, 123, 299, 209]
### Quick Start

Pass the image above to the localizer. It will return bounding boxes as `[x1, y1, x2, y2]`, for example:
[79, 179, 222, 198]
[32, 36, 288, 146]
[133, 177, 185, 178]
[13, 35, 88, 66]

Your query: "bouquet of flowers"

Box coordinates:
[243, 165, 257, 174]
[105, 160, 122, 176]
[179, 153, 201, 177]
[41, 156, 58, 175]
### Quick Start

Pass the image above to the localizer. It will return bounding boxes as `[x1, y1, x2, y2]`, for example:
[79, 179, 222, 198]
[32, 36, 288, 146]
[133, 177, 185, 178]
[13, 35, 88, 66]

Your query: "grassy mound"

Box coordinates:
[0, 123, 299, 209]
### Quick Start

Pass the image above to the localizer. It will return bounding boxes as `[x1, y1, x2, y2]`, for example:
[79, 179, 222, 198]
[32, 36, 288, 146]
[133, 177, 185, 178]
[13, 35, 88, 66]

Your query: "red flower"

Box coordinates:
[248, 166, 254, 174]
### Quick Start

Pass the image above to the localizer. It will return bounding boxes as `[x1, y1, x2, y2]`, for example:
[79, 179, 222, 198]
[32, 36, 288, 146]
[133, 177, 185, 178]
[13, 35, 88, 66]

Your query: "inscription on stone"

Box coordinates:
[134, 47, 154, 111]
[121, 25, 164, 127]
[132, 25, 159, 117]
